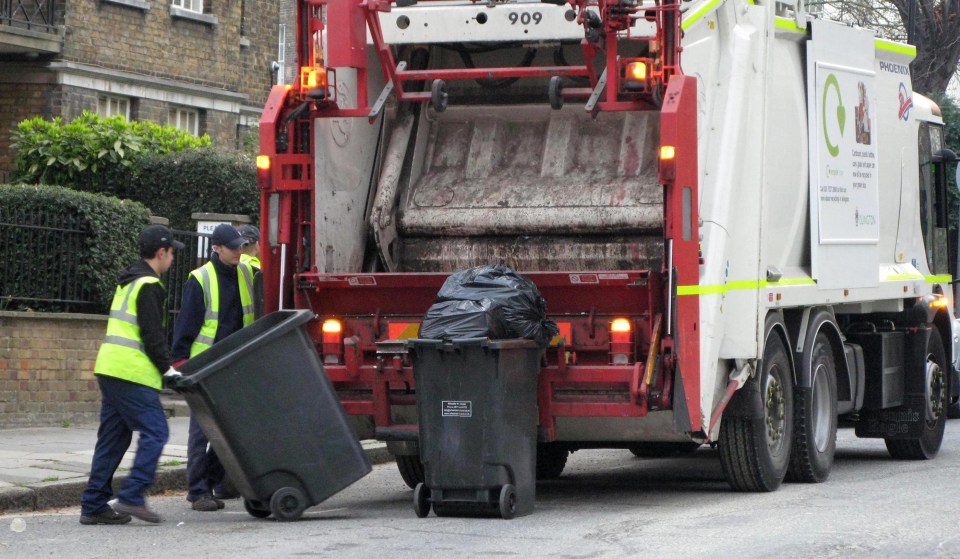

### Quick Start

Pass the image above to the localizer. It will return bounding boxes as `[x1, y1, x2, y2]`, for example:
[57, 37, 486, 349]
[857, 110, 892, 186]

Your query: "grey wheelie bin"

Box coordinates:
[175, 309, 371, 521]
[408, 338, 541, 519]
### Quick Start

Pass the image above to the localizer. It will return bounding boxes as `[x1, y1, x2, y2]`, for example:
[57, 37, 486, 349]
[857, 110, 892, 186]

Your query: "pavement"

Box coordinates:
[0, 394, 393, 514]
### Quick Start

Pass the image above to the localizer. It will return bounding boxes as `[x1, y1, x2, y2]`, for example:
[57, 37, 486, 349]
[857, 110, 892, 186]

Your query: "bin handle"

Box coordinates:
[439, 337, 489, 352]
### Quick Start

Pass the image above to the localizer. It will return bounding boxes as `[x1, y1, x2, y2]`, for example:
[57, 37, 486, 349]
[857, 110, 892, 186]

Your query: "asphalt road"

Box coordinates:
[3, 424, 960, 559]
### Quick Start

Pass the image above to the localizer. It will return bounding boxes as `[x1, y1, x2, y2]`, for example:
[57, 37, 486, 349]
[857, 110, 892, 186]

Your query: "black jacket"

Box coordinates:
[116, 259, 172, 374]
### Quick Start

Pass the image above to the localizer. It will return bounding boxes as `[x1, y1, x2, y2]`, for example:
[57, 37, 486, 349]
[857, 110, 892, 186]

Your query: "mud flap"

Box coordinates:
[854, 394, 927, 439]
[855, 329, 929, 439]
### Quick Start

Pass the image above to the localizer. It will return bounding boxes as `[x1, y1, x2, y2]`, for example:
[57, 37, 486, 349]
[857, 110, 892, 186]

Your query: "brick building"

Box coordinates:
[0, 0, 292, 182]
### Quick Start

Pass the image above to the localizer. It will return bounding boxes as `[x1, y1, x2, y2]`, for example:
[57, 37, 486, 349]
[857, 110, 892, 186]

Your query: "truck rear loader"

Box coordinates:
[257, 0, 960, 491]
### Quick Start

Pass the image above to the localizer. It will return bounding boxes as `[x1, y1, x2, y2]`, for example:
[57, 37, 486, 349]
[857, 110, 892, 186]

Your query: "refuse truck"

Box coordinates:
[256, 0, 960, 491]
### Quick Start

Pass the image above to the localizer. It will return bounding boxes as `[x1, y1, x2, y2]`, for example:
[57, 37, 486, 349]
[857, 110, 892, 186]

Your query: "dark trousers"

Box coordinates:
[186, 415, 225, 501]
[80, 375, 170, 515]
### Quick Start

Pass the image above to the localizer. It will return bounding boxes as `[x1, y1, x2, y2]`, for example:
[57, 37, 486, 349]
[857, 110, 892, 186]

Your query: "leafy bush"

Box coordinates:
[11, 111, 212, 188]
[0, 183, 151, 312]
[115, 149, 259, 231]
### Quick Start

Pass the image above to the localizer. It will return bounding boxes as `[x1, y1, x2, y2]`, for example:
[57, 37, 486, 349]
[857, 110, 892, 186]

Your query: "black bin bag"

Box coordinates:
[419, 264, 559, 346]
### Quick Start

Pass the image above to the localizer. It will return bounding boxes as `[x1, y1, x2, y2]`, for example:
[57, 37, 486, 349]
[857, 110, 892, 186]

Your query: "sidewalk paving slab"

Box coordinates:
[0, 408, 393, 514]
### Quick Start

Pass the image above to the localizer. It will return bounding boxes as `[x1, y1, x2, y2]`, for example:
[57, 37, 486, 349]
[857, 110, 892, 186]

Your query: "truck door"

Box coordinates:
[918, 122, 950, 276]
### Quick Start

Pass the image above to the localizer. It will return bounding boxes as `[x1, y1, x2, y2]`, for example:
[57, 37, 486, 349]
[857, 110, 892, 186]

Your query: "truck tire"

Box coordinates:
[536, 444, 568, 480]
[787, 331, 837, 483]
[885, 325, 947, 460]
[719, 333, 794, 492]
[396, 454, 425, 489]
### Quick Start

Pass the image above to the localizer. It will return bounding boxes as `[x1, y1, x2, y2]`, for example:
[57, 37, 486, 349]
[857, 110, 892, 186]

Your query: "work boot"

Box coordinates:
[112, 501, 162, 524]
[79, 508, 132, 525]
[191, 495, 224, 511]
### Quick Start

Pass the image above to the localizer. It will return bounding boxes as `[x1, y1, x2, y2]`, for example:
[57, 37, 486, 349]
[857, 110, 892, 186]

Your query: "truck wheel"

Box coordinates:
[885, 326, 947, 459]
[269, 487, 307, 521]
[949, 400, 960, 419]
[629, 442, 701, 458]
[536, 445, 568, 480]
[498, 484, 517, 519]
[548, 76, 563, 110]
[396, 454, 425, 489]
[431, 79, 448, 112]
[412, 483, 431, 518]
[719, 333, 794, 492]
[787, 331, 837, 483]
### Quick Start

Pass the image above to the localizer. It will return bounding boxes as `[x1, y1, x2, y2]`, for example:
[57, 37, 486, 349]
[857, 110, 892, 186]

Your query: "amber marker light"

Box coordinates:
[610, 318, 633, 365]
[256, 155, 271, 171]
[321, 319, 344, 364]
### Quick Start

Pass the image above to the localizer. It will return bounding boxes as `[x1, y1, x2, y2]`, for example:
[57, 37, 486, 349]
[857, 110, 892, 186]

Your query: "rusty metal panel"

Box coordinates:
[392, 104, 663, 271]
[400, 235, 663, 273]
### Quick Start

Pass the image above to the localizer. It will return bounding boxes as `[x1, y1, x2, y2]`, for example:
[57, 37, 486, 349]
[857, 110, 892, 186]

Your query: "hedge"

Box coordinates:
[0, 183, 151, 312]
[109, 149, 259, 230]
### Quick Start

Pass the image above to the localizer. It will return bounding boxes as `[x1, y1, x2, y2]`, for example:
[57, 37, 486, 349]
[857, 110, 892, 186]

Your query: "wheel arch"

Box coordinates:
[764, 310, 795, 382]
[723, 311, 793, 418]
[785, 307, 849, 400]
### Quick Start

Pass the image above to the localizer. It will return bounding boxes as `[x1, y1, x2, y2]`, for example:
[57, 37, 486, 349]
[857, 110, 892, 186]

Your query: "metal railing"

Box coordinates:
[0, 210, 98, 313]
[0, 0, 58, 33]
[0, 218, 211, 330]
[164, 229, 212, 344]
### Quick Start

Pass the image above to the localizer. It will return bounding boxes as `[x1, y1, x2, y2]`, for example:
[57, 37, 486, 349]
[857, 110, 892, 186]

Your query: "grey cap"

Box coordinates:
[238, 224, 260, 243]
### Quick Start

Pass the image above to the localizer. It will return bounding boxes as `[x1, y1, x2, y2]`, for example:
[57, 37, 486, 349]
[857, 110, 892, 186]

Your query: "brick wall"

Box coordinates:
[0, 312, 106, 428]
[0, 82, 57, 183]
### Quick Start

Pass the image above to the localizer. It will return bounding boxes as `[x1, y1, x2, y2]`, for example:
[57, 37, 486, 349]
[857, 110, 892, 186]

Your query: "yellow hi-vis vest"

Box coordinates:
[94, 276, 164, 390]
[188, 261, 255, 357]
[239, 253, 260, 270]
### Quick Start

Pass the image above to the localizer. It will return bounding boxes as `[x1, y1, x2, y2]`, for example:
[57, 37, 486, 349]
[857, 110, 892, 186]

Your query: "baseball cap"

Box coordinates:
[238, 224, 260, 243]
[210, 223, 246, 249]
[139, 225, 185, 253]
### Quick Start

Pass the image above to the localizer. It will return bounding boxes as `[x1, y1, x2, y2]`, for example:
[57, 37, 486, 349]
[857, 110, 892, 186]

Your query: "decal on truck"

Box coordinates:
[898, 82, 913, 121]
[815, 65, 880, 245]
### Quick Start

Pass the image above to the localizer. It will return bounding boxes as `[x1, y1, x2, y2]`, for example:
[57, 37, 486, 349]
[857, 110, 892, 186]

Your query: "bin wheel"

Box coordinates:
[431, 79, 448, 112]
[413, 483, 431, 518]
[243, 498, 271, 519]
[548, 76, 563, 110]
[270, 487, 307, 521]
[396, 454, 425, 489]
[498, 484, 516, 520]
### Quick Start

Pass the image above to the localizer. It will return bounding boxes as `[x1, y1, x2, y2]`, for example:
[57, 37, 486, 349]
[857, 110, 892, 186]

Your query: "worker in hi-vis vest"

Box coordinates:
[238, 224, 260, 270]
[237, 224, 263, 318]
[172, 223, 255, 512]
[80, 224, 185, 525]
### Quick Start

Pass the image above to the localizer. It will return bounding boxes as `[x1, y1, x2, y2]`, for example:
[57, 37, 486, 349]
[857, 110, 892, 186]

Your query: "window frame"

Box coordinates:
[170, 0, 203, 14]
[97, 95, 131, 120]
[168, 106, 199, 136]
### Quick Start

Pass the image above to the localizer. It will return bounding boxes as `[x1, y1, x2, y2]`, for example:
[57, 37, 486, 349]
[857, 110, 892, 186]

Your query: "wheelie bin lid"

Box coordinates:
[407, 338, 540, 351]
[175, 309, 315, 389]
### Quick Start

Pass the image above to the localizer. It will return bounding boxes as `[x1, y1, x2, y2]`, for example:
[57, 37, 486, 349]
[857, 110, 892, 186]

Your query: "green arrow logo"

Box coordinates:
[822, 73, 844, 157]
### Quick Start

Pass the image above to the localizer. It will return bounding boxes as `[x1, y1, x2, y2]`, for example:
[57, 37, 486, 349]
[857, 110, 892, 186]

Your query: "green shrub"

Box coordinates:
[0, 183, 151, 312]
[11, 111, 212, 188]
[119, 149, 258, 230]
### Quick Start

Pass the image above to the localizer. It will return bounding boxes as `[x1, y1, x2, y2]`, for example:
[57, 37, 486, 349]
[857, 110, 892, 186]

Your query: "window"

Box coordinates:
[171, 0, 202, 13]
[168, 107, 199, 135]
[97, 95, 130, 119]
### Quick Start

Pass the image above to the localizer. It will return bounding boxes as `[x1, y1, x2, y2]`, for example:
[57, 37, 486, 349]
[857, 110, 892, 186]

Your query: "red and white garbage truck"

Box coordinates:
[257, 0, 960, 491]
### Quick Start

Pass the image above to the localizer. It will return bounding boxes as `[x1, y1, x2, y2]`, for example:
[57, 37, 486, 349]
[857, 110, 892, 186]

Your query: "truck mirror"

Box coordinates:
[932, 148, 957, 163]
